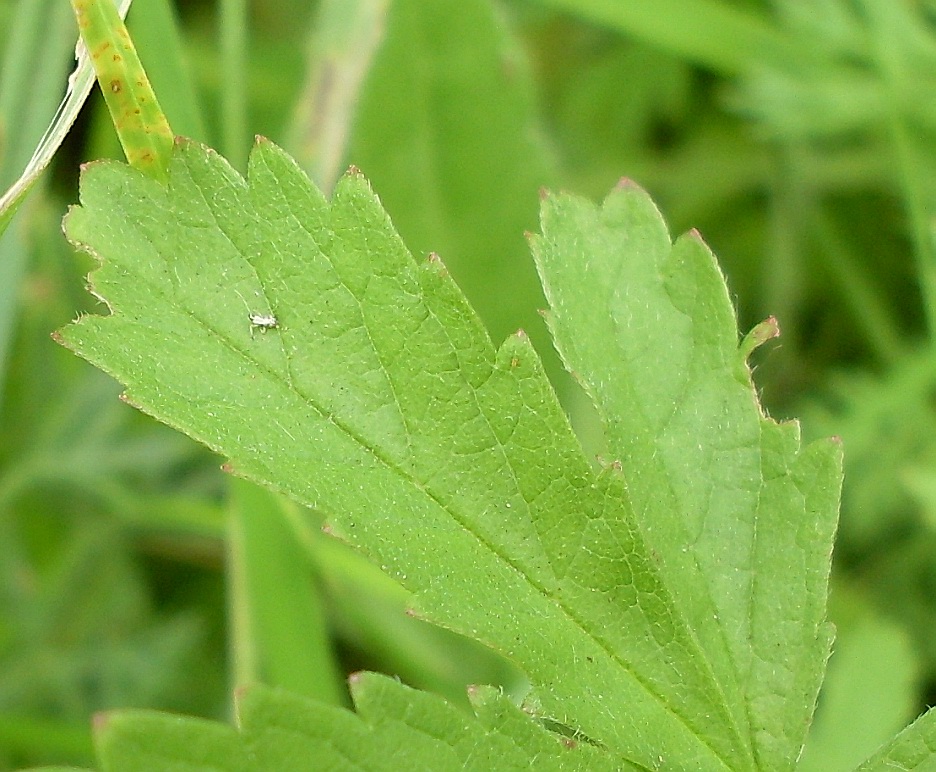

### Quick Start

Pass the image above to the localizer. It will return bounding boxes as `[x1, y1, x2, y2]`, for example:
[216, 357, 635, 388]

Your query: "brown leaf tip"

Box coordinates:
[761, 315, 781, 339]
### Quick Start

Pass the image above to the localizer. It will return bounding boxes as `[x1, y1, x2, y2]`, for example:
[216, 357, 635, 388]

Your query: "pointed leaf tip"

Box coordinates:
[739, 315, 782, 361]
[615, 177, 641, 190]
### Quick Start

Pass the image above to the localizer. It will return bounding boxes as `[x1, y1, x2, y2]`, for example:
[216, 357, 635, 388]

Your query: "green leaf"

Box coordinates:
[59, 138, 845, 768]
[94, 710, 246, 772]
[856, 709, 936, 772]
[239, 678, 613, 770]
[530, 181, 843, 769]
[92, 680, 613, 771]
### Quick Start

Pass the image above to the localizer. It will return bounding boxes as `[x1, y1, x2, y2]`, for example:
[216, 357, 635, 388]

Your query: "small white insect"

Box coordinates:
[235, 289, 278, 336]
[248, 312, 278, 332]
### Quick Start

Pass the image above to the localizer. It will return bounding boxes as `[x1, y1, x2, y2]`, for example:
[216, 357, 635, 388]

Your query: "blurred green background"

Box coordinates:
[1, 0, 935, 768]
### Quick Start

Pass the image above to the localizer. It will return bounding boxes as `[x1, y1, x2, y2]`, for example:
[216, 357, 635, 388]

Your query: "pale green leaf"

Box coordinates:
[856, 708, 936, 772]
[530, 181, 843, 770]
[800, 613, 920, 771]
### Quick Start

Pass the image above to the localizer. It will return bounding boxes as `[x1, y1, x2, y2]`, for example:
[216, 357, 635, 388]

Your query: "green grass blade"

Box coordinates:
[70, 0, 173, 182]
[532, 0, 805, 75]
[227, 478, 346, 707]
[0, 0, 86, 408]
[218, 0, 248, 171]
[860, 0, 936, 345]
[0, 0, 133, 236]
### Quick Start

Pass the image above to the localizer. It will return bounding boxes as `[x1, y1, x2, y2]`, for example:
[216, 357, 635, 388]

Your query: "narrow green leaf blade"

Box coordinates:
[60, 139, 755, 768]
[531, 0, 804, 76]
[0, 0, 132, 238]
[227, 478, 345, 706]
[531, 181, 843, 770]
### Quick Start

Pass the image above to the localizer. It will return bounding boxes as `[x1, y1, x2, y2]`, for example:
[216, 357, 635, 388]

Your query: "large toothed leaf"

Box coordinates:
[531, 182, 843, 770]
[60, 137, 842, 769]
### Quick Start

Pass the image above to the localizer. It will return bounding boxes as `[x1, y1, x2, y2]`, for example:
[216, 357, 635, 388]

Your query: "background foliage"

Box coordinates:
[0, 0, 932, 768]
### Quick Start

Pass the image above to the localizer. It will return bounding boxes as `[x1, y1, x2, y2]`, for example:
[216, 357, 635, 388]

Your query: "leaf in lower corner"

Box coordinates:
[238, 678, 616, 770]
